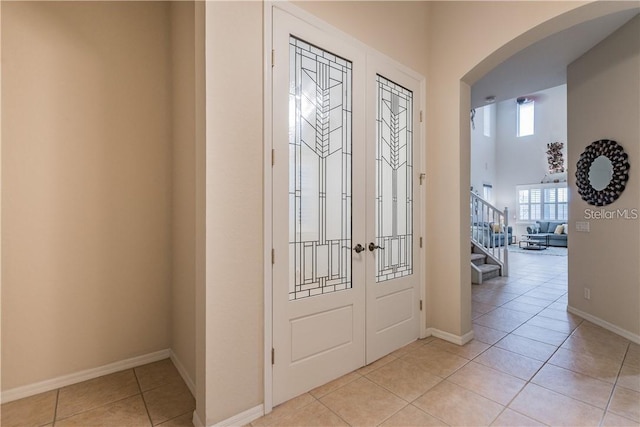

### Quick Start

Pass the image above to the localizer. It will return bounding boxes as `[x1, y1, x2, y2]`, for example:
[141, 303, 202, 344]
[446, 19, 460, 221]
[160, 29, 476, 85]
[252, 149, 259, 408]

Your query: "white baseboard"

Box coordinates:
[1, 349, 171, 404]
[170, 350, 196, 396]
[426, 327, 474, 345]
[567, 306, 640, 344]
[211, 404, 264, 427]
[193, 410, 204, 427]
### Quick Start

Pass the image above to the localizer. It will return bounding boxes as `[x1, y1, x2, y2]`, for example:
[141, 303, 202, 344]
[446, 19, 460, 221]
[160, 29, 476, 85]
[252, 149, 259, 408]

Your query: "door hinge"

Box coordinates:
[271, 149, 275, 166]
[271, 248, 275, 264]
[420, 110, 423, 123]
[419, 173, 426, 185]
[420, 300, 423, 311]
[419, 237, 423, 248]
[272, 49, 275, 68]
[271, 348, 275, 365]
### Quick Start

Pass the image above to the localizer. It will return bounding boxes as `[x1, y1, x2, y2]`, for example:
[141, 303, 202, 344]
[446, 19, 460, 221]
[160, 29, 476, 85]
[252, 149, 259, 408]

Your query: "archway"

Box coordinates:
[454, 1, 640, 339]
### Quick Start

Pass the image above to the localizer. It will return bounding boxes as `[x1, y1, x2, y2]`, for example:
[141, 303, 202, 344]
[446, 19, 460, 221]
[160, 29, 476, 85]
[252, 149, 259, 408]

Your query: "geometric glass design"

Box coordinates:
[375, 74, 413, 283]
[288, 36, 353, 300]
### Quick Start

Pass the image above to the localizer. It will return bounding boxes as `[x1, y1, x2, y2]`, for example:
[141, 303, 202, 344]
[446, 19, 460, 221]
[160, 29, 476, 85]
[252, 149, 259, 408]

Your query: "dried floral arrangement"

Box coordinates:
[547, 141, 565, 173]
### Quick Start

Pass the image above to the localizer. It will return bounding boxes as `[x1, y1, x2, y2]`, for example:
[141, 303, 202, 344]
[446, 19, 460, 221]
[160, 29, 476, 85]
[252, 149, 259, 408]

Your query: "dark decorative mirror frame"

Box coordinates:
[576, 139, 630, 206]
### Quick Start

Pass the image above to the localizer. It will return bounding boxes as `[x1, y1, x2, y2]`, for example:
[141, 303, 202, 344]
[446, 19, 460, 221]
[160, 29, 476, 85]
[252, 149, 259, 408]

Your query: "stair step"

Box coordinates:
[471, 253, 486, 266]
[477, 263, 501, 280]
[477, 263, 500, 272]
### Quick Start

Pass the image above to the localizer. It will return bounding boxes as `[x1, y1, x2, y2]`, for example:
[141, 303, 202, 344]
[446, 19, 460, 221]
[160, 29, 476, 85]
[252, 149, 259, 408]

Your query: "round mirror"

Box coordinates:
[576, 139, 630, 206]
[589, 155, 613, 191]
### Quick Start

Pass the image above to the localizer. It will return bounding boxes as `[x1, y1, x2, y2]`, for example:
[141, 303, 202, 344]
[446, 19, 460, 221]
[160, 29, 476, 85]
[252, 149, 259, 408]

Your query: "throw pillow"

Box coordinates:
[554, 224, 564, 234]
[562, 224, 568, 234]
[491, 223, 501, 233]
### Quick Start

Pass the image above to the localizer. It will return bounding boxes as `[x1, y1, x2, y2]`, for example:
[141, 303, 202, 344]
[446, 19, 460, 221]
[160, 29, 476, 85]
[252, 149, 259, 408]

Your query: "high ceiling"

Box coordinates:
[471, 8, 640, 109]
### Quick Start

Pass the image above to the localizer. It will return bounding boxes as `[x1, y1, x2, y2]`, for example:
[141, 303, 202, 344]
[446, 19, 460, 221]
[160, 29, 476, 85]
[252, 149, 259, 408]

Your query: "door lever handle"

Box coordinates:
[368, 242, 384, 251]
[353, 244, 365, 253]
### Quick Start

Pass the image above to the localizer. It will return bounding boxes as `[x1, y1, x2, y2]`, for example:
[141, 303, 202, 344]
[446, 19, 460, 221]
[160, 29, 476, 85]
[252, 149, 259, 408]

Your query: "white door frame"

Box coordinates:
[262, 0, 427, 414]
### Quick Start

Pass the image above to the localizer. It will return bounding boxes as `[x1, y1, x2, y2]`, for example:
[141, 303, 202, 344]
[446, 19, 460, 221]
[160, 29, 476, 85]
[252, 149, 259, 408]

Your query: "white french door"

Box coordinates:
[365, 60, 421, 364]
[271, 6, 422, 406]
[272, 8, 367, 406]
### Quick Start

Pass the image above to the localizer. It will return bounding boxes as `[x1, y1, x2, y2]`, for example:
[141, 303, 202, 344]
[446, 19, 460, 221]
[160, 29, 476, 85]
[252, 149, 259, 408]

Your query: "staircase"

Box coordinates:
[471, 247, 502, 283]
[470, 192, 509, 284]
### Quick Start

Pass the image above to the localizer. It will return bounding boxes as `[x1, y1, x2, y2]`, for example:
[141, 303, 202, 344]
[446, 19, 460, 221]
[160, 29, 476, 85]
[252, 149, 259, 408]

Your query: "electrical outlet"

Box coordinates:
[584, 288, 591, 300]
[576, 221, 590, 232]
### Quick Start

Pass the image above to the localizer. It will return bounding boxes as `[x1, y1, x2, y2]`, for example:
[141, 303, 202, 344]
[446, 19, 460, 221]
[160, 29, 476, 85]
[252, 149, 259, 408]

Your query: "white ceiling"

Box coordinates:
[471, 8, 640, 109]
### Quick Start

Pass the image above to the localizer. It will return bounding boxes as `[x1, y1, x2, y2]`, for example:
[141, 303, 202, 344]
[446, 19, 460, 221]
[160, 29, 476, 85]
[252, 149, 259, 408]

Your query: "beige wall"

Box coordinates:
[194, 1, 207, 422]
[202, 1, 640, 423]
[170, 0, 197, 387]
[3, 0, 639, 422]
[1, 2, 173, 390]
[567, 14, 640, 338]
[204, 2, 265, 423]
[0, 0, 3, 391]
[295, 1, 429, 77]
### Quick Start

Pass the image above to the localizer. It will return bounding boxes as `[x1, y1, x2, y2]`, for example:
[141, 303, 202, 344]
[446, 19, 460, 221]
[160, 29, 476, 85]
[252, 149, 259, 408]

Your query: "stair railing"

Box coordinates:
[470, 192, 509, 276]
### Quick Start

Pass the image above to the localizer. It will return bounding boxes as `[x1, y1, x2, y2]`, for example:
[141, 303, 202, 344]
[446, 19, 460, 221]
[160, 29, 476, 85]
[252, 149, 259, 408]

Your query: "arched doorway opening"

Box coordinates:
[455, 1, 639, 338]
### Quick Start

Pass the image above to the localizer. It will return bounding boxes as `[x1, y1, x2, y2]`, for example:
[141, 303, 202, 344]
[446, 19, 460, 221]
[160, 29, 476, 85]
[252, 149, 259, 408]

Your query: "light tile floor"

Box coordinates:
[3, 251, 639, 426]
[252, 250, 640, 426]
[1, 358, 195, 427]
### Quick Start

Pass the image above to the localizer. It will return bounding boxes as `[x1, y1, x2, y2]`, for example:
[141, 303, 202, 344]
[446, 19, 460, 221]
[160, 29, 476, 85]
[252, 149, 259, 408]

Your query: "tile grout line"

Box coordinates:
[53, 393, 147, 424]
[497, 316, 580, 426]
[418, 335, 525, 425]
[52, 389, 60, 426]
[312, 342, 444, 427]
[599, 342, 631, 426]
[479, 289, 571, 426]
[315, 395, 353, 426]
[470, 272, 582, 426]
[358, 355, 453, 427]
[482, 292, 630, 426]
[132, 367, 154, 426]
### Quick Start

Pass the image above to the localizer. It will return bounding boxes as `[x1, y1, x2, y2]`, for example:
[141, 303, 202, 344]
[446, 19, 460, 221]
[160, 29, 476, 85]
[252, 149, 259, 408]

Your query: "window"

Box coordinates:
[543, 187, 568, 220]
[518, 184, 568, 221]
[517, 98, 534, 137]
[519, 188, 541, 220]
[483, 184, 493, 204]
[483, 105, 491, 137]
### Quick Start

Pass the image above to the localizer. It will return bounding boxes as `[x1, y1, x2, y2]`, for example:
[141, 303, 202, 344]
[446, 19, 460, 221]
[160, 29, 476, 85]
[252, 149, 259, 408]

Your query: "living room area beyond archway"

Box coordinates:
[463, 4, 639, 348]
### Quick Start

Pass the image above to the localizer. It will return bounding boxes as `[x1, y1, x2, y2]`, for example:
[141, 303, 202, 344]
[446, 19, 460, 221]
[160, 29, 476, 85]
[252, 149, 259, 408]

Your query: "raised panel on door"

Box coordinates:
[271, 8, 366, 406]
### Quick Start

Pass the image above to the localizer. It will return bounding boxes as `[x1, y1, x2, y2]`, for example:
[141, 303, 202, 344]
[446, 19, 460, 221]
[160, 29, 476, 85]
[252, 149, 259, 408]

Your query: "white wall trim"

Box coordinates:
[170, 350, 195, 397]
[262, 0, 274, 415]
[1, 349, 171, 404]
[426, 328, 475, 345]
[210, 404, 264, 427]
[419, 71, 428, 341]
[568, 305, 640, 345]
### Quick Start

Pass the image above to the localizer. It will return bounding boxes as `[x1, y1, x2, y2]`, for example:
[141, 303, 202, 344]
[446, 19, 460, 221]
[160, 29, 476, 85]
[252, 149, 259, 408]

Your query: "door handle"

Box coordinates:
[353, 244, 365, 253]
[368, 242, 384, 251]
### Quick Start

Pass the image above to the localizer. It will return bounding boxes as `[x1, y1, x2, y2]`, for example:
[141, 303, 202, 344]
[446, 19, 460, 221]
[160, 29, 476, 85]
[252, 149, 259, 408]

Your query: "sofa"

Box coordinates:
[526, 221, 568, 247]
[471, 222, 513, 247]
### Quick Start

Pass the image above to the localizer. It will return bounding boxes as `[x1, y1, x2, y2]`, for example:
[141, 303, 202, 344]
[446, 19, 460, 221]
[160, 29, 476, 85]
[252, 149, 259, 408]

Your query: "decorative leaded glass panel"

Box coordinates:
[375, 75, 413, 282]
[288, 36, 353, 300]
